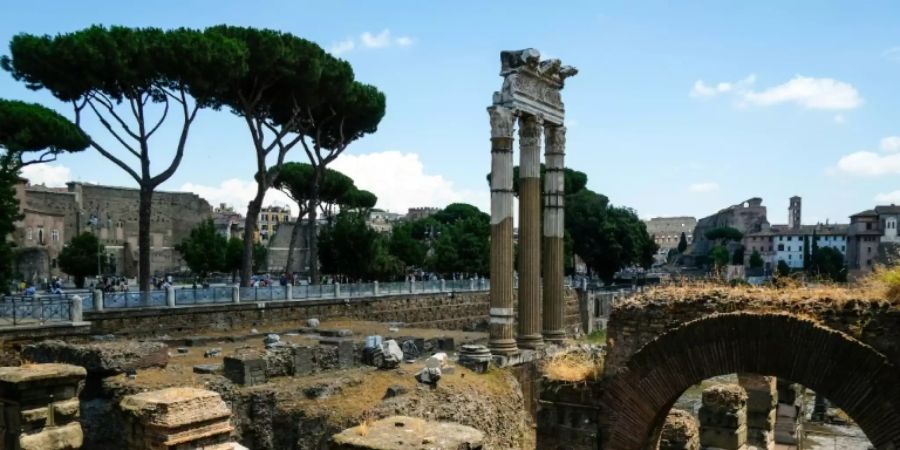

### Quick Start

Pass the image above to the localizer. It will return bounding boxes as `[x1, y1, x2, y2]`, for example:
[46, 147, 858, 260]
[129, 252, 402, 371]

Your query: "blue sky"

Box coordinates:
[2, 1, 899, 225]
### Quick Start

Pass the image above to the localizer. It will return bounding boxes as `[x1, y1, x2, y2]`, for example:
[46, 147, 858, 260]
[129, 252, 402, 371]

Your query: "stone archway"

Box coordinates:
[597, 312, 900, 450]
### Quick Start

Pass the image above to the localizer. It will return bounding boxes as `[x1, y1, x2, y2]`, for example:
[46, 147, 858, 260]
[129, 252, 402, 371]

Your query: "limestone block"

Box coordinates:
[223, 355, 267, 386]
[659, 409, 699, 450]
[19, 421, 83, 450]
[22, 340, 168, 375]
[120, 387, 234, 450]
[699, 424, 748, 450]
[331, 415, 484, 450]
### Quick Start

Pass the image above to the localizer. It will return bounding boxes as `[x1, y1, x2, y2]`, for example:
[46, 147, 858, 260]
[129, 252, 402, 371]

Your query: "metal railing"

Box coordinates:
[0, 296, 76, 326]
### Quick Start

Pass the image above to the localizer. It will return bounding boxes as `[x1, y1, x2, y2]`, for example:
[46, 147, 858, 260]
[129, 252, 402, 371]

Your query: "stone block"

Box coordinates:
[120, 387, 234, 450]
[699, 425, 748, 450]
[223, 355, 267, 386]
[19, 421, 83, 450]
[336, 341, 355, 369]
[436, 336, 455, 351]
[0, 364, 86, 450]
[22, 340, 168, 375]
[292, 346, 313, 376]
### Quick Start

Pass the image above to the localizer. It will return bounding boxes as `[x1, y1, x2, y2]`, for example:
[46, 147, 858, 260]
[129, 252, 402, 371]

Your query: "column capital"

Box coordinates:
[544, 124, 567, 155]
[488, 105, 516, 139]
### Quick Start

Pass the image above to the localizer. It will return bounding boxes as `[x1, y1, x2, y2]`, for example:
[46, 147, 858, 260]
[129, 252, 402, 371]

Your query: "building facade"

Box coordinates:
[406, 207, 440, 221]
[12, 180, 212, 282]
[256, 206, 291, 243]
[846, 205, 900, 276]
[213, 203, 245, 240]
[367, 210, 403, 234]
[644, 216, 696, 251]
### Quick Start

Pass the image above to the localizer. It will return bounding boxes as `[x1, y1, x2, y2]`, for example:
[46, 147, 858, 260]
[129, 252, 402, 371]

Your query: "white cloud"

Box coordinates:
[330, 29, 415, 56]
[743, 76, 862, 110]
[880, 136, 900, 152]
[330, 151, 488, 214]
[690, 74, 862, 110]
[179, 179, 294, 214]
[883, 47, 900, 62]
[875, 191, 900, 204]
[20, 164, 71, 187]
[690, 75, 756, 98]
[834, 151, 900, 176]
[833, 114, 846, 124]
[688, 182, 719, 193]
[329, 38, 355, 56]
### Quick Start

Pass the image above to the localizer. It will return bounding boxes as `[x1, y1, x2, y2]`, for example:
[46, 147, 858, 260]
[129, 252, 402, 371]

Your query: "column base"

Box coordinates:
[488, 338, 519, 356]
[542, 330, 567, 344]
[516, 334, 545, 350]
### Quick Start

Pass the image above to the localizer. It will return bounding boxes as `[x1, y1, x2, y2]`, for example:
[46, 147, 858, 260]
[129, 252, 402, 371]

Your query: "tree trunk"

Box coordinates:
[240, 190, 265, 287]
[308, 179, 321, 284]
[138, 186, 153, 292]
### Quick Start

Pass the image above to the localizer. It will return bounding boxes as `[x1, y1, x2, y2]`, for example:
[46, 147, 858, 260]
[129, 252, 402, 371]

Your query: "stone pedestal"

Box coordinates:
[660, 409, 699, 450]
[737, 374, 776, 449]
[119, 387, 238, 450]
[699, 384, 748, 450]
[331, 415, 483, 450]
[0, 363, 86, 450]
[774, 379, 804, 445]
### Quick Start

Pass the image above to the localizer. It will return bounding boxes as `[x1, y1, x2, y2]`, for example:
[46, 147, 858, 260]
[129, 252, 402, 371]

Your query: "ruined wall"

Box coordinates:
[604, 290, 900, 375]
[84, 288, 582, 336]
[689, 198, 768, 257]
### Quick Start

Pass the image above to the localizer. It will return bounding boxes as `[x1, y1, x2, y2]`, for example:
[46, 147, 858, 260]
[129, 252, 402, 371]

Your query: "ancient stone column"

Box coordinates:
[738, 373, 776, 449]
[517, 113, 544, 349]
[699, 384, 748, 450]
[542, 124, 566, 343]
[488, 105, 518, 356]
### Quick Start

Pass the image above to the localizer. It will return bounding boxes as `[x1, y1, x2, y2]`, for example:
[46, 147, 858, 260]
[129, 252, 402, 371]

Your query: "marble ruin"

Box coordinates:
[0, 363, 86, 450]
[488, 48, 577, 356]
[699, 384, 748, 450]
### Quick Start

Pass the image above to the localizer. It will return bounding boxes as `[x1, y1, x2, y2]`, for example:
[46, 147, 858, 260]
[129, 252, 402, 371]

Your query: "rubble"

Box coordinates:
[23, 340, 168, 375]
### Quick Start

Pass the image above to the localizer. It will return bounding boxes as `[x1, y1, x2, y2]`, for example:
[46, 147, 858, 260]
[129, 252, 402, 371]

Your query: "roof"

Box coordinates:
[851, 209, 878, 218]
[745, 223, 849, 237]
[875, 205, 900, 215]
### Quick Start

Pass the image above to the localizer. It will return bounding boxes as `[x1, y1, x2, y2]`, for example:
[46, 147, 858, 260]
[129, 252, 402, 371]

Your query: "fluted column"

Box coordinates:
[517, 114, 544, 349]
[542, 124, 566, 343]
[488, 106, 518, 356]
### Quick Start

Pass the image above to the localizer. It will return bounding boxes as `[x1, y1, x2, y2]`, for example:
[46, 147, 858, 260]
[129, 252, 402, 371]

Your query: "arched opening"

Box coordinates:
[597, 313, 900, 450]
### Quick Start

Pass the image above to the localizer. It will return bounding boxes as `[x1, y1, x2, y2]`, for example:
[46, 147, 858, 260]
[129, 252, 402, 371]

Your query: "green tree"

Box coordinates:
[319, 212, 399, 280]
[175, 219, 226, 280]
[677, 232, 688, 253]
[252, 242, 268, 274]
[271, 162, 376, 273]
[705, 227, 744, 242]
[430, 207, 491, 276]
[565, 189, 657, 281]
[388, 222, 428, 269]
[802, 234, 811, 270]
[201, 25, 384, 286]
[776, 260, 791, 277]
[749, 250, 764, 269]
[0, 99, 89, 293]
[710, 244, 730, 270]
[731, 245, 745, 265]
[3, 26, 246, 291]
[224, 237, 243, 283]
[58, 233, 106, 288]
[809, 246, 846, 282]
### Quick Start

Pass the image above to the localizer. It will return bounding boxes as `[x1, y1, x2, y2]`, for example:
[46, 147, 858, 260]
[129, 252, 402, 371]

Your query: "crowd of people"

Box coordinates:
[92, 276, 131, 293]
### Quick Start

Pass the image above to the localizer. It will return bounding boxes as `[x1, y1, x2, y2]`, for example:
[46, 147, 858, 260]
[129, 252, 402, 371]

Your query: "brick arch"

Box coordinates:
[597, 312, 900, 450]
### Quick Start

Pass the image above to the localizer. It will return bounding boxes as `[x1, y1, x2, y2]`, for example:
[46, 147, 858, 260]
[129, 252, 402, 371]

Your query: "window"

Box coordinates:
[38, 229, 44, 245]
[51, 229, 59, 242]
[798, 246, 802, 252]
[788, 254, 792, 260]
[788, 246, 792, 252]
[26, 228, 32, 240]
[777, 244, 784, 251]
[868, 247, 872, 254]
[841, 246, 845, 252]
[769, 246, 773, 251]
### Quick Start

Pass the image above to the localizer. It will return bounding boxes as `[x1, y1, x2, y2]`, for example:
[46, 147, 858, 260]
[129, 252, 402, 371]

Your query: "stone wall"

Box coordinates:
[605, 291, 900, 374]
[83, 289, 581, 337]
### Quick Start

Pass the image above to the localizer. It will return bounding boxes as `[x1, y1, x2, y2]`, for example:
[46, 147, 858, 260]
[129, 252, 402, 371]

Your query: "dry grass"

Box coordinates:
[541, 351, 603, 383]
[356, 419, 370, 436]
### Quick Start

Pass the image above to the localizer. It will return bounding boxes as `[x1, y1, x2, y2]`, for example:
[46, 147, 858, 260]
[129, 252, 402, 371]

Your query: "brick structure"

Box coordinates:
[223, 354, 267, 386]
[699, 384, 748, 450]
[119, 387, 239, 449]
[0, 363, 86, 450]
[12, 180, 212, 279]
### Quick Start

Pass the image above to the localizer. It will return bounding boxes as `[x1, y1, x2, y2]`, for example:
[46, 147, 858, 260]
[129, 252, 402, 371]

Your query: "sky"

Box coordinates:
[2, 1, 900, 225]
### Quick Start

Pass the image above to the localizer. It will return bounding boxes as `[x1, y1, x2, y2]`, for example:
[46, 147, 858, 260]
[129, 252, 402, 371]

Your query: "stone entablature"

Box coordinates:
[0, 363, 86, 450]
[493, 49, 576, 126]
